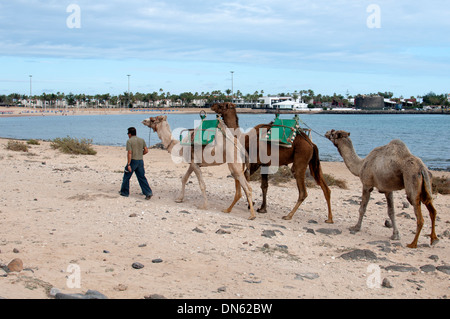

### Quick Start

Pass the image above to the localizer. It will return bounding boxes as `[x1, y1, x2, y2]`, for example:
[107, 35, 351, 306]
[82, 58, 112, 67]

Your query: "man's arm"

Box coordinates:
[127, 150, 132, 172]
[143, 146, 149, 155]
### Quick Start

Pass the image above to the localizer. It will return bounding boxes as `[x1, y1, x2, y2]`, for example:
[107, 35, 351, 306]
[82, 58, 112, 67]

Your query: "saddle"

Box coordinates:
[180, 111, 219, 146]
[260, 114, 311, 147]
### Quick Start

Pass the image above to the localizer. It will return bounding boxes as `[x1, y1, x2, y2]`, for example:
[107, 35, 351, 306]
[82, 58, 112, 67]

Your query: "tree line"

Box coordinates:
[0, 90, 448, 108]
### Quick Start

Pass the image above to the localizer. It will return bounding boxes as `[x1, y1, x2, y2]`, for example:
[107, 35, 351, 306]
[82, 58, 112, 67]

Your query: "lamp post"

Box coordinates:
[127, 74, 131, 108]
[230, 71, 234, 102]
[29, 75, 33, 108]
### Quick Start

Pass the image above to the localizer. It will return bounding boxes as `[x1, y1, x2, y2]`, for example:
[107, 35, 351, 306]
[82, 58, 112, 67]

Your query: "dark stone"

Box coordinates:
[55, 290, 107, 299]
[385, 264, 418, 272]
[261, 229, 283, 238]
[316, 228, 342, 235]
[144, 294, 167, 299]
[340, 249, 377, 261]
[295, 273, 319, 280]
[436, 265, 450, 275]
[132, 262, 144, 269]
[382, 278, 393, 288]
[216, 229, 231, 235]
[420, 264, 436, 273]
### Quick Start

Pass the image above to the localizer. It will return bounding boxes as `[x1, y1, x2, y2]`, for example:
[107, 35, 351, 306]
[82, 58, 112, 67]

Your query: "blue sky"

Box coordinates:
[1, 0, 449, 98]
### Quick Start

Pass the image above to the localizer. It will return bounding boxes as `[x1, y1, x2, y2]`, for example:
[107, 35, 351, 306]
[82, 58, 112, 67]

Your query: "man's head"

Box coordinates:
[127, 127, 137, 136]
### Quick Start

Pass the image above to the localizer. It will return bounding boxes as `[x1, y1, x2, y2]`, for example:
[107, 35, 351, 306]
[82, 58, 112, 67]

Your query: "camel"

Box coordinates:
[142, 115, 257, 220]
[211, 102, 333, 223]
[325, 129, 438, 248]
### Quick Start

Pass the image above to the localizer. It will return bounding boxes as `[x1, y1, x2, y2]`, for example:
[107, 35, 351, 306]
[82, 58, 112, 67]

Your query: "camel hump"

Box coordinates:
[387, 139, 412, 156]
[389, 139, 408, 148]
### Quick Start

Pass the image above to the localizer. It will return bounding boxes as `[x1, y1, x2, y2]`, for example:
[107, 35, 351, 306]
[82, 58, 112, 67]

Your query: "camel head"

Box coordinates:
[325, 129, 351, 146]
[142, 115, 167, 132]
[210, 102, 236, 116]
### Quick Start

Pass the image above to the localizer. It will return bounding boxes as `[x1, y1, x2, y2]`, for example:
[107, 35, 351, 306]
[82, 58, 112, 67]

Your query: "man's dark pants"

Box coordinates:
[120, 159, 152, 197]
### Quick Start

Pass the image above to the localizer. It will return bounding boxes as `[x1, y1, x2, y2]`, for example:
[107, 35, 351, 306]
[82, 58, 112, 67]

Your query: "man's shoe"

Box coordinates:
[145, 194, 153, 200]
[119, 191, 129, 197]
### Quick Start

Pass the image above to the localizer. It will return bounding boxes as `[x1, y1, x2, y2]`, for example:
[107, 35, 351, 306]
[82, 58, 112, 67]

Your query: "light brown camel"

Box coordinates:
[211, 102, 333, 223]
[142, 115, 257, 219]
[325, 129, 438, 248]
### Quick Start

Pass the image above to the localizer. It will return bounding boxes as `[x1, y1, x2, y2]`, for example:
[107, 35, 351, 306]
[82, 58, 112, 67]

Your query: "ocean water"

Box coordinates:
[0, 112, 449, 170]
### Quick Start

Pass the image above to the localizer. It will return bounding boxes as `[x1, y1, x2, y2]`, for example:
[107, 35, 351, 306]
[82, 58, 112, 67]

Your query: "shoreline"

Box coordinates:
[1, 106, 448, 118]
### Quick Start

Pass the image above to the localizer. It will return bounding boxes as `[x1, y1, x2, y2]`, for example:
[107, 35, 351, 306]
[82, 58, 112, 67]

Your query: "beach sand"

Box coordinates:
[0, 137, 449, 299]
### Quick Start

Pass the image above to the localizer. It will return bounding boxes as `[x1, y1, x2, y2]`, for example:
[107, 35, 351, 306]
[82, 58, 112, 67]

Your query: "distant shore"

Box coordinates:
[1, 106, 448, 117]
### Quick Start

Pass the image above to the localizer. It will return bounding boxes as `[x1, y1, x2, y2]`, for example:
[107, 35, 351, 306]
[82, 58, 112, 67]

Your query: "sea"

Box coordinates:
[0, 112, 449, 171]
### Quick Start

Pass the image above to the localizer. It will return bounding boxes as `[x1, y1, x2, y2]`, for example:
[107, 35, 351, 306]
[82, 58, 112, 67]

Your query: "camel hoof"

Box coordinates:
[349, 226, 360, 233]
[257, 208, 267, 214]
[222, 209, 231, 214]
[431, 238, 439, 246]
[407, 243, 417, 249]
[325, 219, 334, 224]
[248, 216, 256, 220]
[282, 216, 292, 220]
[175, 198, 183, 203]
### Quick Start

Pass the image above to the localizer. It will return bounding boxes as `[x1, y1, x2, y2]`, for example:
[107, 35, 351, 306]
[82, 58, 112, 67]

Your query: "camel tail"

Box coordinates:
[420, 169, 433, 204]
[309, 143, 322, 185]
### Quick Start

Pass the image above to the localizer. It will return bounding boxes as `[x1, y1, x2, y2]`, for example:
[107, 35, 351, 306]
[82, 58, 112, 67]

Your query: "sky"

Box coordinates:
[0, 0, 449, 98]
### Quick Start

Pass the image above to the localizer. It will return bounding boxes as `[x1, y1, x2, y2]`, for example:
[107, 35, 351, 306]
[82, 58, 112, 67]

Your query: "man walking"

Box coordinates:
[119, 127, 153, 200]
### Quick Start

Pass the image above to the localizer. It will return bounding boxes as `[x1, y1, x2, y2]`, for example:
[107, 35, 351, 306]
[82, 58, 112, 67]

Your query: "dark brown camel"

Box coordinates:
[211, 102, 333, 223]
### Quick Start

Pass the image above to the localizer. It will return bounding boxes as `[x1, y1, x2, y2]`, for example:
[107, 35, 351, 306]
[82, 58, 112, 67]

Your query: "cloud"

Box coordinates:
[1, 0, 449, 96]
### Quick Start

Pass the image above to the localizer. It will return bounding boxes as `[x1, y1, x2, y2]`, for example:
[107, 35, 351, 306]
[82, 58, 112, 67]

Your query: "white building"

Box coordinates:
[257, 96, 308, 109]
[272, 100, 308, 110]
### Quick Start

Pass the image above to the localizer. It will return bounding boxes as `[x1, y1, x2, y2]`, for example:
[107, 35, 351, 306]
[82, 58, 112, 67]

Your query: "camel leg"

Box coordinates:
[241, 178, 256, 220]
[407, 198, 424, 248]
[317, 173, 333, 224]
[175, 164, 194, 203]
[424, 202, 438, 245]
[228, 163, 256, 220]
[282, 167, 307, 220]
[350, 186, 373, 232]
[257, 172, 269, 214]
[385, 192, 400, 240]
[191, 164, 208, 210]
[223, 179, 242, 213]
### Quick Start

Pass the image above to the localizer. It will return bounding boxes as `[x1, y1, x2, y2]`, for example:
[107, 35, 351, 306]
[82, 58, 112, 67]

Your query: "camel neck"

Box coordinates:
[220, 111, 242, 138]
[337, 138, 363, 177]
[157, 121, 179, 153]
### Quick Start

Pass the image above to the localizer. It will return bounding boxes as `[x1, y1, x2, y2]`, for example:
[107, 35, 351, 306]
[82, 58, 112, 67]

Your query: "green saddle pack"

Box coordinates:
[180, 113, 219, 146]
[260, 114, 310, 147]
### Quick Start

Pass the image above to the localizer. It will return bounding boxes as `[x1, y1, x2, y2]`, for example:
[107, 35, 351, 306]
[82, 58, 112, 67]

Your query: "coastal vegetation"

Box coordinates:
[50, 136, 97, 155]
[0, 90, 448, 109]
[6, 140, 29, 152]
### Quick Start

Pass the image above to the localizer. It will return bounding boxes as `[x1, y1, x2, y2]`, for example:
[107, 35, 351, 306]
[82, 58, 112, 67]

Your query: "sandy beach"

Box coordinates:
[0, 136, 449, 299]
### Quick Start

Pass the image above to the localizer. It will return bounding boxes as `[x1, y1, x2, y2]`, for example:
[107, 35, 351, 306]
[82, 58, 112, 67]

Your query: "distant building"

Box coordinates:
[255, 96, 307, 109]
[354, 95, 384, 110]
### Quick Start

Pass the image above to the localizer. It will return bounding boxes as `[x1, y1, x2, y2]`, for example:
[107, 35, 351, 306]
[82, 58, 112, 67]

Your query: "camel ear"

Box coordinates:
[347, 132, 350, 137]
